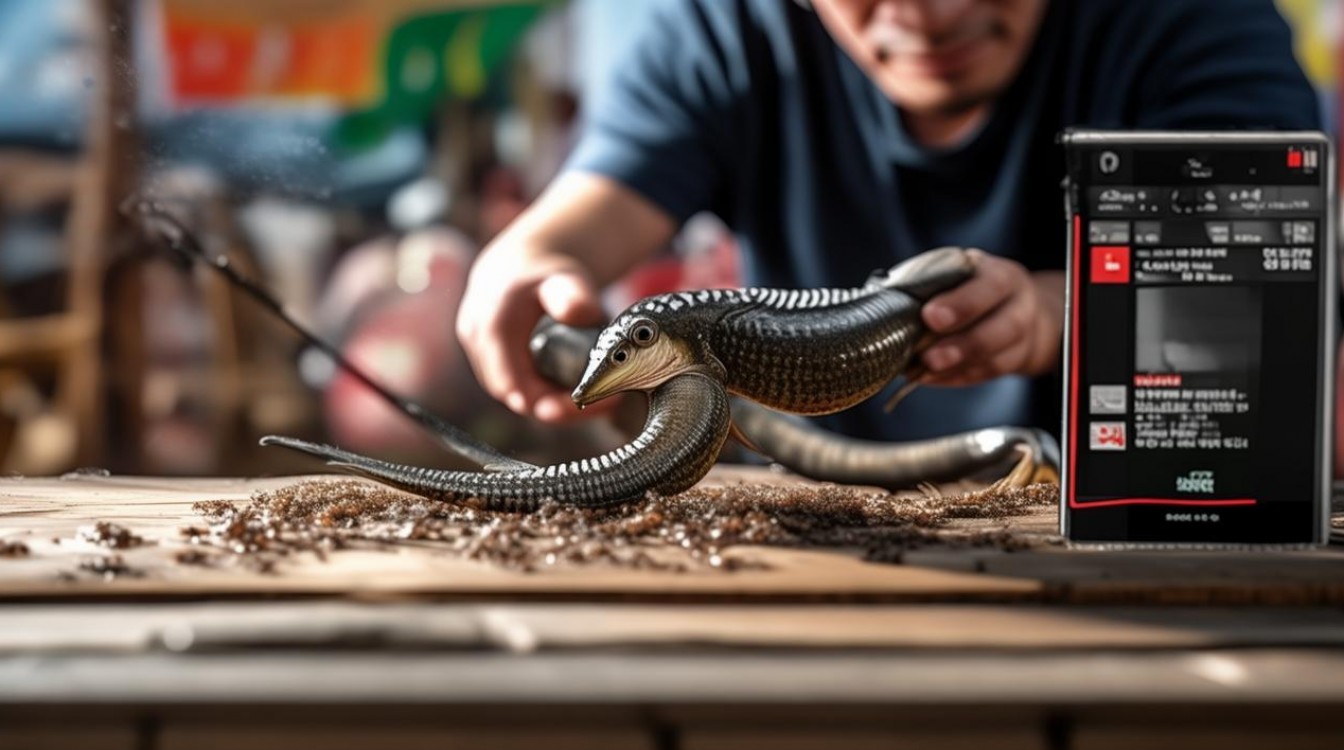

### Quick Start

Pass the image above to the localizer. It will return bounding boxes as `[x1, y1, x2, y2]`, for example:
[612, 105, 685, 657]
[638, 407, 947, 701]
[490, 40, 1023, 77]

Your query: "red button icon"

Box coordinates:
[1091, 246, 1130, 284]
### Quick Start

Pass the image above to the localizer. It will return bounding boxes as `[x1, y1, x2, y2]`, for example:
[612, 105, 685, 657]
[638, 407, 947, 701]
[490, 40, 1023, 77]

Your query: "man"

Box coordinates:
[458, 0, 1318, 441]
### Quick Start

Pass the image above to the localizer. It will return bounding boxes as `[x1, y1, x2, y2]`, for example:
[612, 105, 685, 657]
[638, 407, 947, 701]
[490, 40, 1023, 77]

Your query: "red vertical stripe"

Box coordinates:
[1068, 215, 1081, 508]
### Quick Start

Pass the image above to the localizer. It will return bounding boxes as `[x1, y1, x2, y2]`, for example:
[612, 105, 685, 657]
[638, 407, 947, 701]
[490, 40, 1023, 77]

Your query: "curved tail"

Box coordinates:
[260, 435, 462, 496]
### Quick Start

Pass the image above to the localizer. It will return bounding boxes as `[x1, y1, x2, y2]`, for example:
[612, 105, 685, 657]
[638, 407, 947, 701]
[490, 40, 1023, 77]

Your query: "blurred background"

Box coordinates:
[0, 0, 1334, 479]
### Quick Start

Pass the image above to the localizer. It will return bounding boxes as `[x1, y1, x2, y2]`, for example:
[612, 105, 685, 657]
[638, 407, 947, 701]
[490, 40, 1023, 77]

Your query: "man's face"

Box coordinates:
[811, 0, 1048, 116]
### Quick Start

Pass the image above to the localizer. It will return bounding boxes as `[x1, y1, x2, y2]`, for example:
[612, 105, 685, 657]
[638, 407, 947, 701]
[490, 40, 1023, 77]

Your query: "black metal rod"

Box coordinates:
[124, 200, 529, 470]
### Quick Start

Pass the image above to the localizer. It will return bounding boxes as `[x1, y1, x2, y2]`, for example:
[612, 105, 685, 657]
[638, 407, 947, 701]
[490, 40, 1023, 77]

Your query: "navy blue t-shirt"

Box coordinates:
[566, 0, 1320, 441]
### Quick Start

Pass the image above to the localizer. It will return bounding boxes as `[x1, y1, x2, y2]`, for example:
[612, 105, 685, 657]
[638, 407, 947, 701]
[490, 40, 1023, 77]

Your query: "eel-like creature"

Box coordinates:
[129, 201, 733, 509]
[727, 401, 1060, 489]
[262, 372, 730, 510]
[573, 247, 975, 414]
[533, 318, 1060, 491]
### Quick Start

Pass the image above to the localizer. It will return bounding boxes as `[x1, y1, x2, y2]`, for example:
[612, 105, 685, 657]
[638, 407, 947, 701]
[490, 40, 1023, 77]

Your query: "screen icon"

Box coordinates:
[1090, 246, 1130, 284]
[1089, 385, 1127, 415]
[1090, 422, 1127, 451]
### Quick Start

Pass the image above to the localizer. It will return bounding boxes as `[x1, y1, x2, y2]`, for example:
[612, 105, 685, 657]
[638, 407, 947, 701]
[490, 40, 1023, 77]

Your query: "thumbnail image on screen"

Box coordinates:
[1134, 286, 1262, 376]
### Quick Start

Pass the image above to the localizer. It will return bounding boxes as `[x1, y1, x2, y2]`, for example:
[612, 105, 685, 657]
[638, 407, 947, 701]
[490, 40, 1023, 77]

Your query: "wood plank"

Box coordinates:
[974, 550, 1344, 605]
[4, 650, 1344, 705]
[7, 603, 1344, 654]
[158, 726, 653, 750]
[477, 604, 1344, 652]
[0, 725, 137, 750]
[1073, 726, 1344, 750]
[682, 728, 1044, 750]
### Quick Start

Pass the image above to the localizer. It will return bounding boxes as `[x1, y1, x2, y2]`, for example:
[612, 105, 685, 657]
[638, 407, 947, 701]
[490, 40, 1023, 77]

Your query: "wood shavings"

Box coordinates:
[77, 555, 142, 580]
[76, 521, 147, 550]
[0, 540, 30, 558]
[181, 478, 1059, 574]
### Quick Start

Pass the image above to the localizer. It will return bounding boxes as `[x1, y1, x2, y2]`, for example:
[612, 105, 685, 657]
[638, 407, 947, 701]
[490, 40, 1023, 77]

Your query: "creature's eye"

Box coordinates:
[612, 346, 630, 364]
[631, 321, 658, 346]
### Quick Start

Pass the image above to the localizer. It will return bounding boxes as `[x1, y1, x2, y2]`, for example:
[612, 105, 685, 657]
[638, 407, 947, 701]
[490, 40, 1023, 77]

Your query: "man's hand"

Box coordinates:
[917, 250, 1064, 386]
[458, 249, 607, 423]
[456, 173, 677, 423]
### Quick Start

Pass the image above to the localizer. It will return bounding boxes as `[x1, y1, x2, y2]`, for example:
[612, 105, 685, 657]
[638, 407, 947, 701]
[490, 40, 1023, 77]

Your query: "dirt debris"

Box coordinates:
[77, 521, 147, 550]
[173, 549, 213, 566]
[0, 540, 30, 558]
[77, 555, 142, 580]
[181, 478, 1058, 574]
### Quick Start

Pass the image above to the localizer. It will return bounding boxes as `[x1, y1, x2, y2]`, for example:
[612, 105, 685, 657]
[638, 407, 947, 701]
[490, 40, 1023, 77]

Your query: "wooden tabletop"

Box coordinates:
[4, 469, 1344, 738]
[0, 468, 1341, 606]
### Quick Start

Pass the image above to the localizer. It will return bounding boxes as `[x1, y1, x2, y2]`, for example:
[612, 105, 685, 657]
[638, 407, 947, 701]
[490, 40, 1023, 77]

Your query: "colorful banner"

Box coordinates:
[338, 5, 543, 147]
[160, 1, 547, 149]
[162, 13, 381, 105]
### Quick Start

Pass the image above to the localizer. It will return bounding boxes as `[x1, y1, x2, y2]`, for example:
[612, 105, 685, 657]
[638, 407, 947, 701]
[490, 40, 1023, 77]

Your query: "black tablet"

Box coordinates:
[1061, 131, 1334, 546]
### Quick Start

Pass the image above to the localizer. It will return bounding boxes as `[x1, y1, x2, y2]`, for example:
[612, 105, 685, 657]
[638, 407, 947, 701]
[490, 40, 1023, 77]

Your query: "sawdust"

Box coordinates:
[0, 540, 30, 558]
[77, 521, 147, 550]
[184, 478, 1059, 574]
[77, 555, 142, 580]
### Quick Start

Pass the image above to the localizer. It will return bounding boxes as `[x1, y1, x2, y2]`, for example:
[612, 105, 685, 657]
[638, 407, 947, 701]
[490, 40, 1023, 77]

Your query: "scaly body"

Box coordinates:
[574, 247, 975, 415]
[262, 373, 730, 510]
[633, 286, 923, 414]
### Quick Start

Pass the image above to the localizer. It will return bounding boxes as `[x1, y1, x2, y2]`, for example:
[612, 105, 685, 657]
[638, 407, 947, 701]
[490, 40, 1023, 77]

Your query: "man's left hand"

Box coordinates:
[917, 249, 1064, 386]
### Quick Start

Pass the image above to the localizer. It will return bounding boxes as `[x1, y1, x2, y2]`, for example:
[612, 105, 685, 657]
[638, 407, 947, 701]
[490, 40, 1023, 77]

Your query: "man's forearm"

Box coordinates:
[481, 172, 678, 288]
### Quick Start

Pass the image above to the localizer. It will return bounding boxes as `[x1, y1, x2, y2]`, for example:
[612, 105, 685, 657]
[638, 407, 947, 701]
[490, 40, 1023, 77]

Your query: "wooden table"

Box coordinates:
[2, 468, 1343, 749]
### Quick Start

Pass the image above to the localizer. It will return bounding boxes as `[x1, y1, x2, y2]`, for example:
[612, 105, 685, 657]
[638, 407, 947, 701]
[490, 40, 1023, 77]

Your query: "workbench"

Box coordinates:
[2, 468, 1343, 749]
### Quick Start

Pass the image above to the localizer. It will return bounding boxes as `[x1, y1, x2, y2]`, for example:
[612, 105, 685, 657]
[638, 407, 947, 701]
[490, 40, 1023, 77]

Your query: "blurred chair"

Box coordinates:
[0, 0, 135, 473]
[0, 150, 100, 473]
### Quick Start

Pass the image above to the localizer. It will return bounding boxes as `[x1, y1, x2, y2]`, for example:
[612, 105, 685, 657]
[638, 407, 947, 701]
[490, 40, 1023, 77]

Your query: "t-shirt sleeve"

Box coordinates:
[563, 0, 743, 225]
[1132, 0, 1320, 130]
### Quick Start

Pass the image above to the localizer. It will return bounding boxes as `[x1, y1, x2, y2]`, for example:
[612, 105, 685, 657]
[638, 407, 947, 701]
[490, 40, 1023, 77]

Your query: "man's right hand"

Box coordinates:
[456, 172, 677, 423]
[458, 250, 607, 423]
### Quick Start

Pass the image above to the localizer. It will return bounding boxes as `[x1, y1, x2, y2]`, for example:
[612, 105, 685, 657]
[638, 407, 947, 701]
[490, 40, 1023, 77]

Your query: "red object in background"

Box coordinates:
[607, 219, 743, 310]
[163, 13, 377, 104]
[164, 22, 258, 100]
[322, 233, 472, 453]
[609, 257, 686, 312]
[1090, 245, 1130, 284]
[324, 290, 462, 453]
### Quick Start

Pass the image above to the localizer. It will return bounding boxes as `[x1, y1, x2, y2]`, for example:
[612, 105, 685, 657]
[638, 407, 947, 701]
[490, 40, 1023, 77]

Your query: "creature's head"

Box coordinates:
[571, 304, 716, 407]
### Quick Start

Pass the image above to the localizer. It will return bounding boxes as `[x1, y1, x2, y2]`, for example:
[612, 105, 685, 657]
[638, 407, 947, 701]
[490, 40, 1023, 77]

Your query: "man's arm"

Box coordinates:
[456, 172, 676, 423]
[460, 0, 744, 420]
